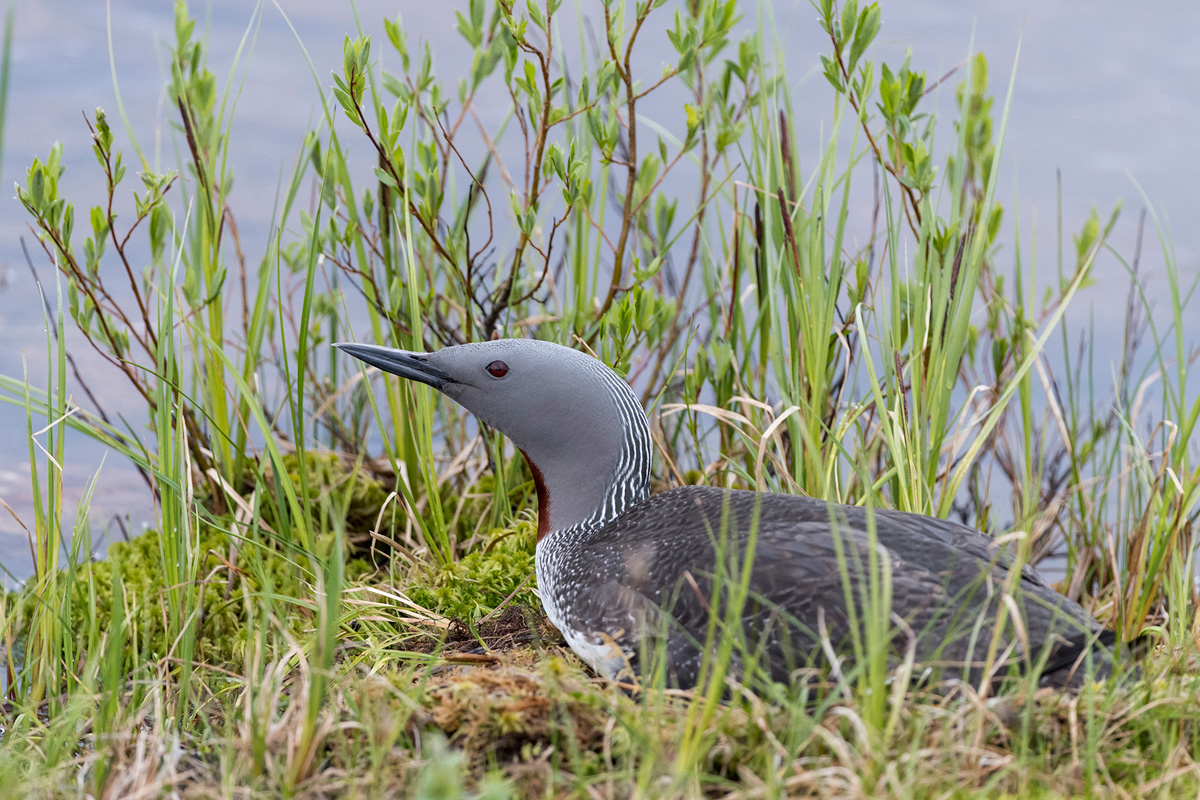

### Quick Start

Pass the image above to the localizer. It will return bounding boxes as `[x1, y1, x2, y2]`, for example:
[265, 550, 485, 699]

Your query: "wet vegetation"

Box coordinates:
[2, 0, 1200, 796]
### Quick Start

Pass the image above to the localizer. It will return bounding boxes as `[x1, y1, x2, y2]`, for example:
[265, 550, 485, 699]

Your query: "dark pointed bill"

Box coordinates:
[335, 342, 452, 390]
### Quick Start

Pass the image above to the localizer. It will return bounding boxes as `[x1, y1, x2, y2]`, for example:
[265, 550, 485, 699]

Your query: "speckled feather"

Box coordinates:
[537, 485, 1111, 688]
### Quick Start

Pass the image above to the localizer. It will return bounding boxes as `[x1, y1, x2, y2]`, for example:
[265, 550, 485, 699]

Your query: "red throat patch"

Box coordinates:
[519, 449, 550, 542]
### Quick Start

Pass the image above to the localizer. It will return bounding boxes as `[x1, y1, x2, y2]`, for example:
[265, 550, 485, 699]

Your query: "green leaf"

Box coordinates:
[61, 202, 74, 245]
[456, 10, 482, 47]
[527, 0, 546, 31]
[30, 164, 44, 209]
[820, 54, 843, 92]
[840, 0, 858, 43]
[373, 166, 400, 190]
[633, 255, 664, 282]
[847, 5, 880, 73]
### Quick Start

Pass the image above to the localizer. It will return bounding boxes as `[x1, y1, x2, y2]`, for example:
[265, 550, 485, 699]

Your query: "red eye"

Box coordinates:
[486, 360, 509, 378]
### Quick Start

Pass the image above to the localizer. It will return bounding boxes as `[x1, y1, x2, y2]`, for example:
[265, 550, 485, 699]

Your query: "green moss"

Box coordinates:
[262, 450, 392, 535]
[9, 454, 532, 673]
[10, 451, 391, 673]
[47, 524, 373, 668]
[75, 526, 260, 665]
[408, 522, 537, 621]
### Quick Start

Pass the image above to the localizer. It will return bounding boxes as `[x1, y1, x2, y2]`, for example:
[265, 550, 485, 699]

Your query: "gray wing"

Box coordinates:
[573, 486, 1111, 687]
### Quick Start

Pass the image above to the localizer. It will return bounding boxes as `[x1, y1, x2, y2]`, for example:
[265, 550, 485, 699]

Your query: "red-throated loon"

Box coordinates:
[338, 338, 1121, 688]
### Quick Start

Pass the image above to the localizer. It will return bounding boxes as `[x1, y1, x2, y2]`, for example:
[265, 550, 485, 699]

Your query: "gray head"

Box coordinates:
[337, 339, 652, 540]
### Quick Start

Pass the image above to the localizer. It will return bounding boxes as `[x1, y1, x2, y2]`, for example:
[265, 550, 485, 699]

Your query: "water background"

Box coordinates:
[0, 0, 1196, 579]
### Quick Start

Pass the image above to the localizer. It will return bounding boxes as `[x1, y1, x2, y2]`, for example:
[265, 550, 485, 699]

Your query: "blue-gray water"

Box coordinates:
[0, 0, 1196, 580]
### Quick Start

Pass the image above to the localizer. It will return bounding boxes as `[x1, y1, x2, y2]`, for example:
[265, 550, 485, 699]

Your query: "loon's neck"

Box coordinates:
[522, 367, 652, 541]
